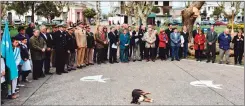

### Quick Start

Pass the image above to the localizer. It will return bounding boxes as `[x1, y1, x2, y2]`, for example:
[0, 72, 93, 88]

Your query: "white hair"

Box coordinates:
[40, 25, 47, 31]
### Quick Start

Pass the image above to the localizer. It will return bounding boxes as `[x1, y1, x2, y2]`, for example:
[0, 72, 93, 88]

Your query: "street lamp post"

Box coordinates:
[231, 7, 235, 34]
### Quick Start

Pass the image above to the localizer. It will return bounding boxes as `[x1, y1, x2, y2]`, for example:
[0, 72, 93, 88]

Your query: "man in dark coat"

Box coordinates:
[25, 23, 35, 38]
[165, 23, 173, 58]
[108, 26, 119, 64]
[53, 25, 69, 75]
[29, 29, 46, 80]
[138, 25, 146, 60]
[206, 25, 218, 63]
[15, 26, 30, 49]
[40, 25, 53, 75]
[50, 25, 58, 67]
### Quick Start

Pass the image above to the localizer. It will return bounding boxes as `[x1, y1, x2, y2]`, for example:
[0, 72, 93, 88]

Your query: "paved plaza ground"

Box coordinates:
[3, 59, 244, 105]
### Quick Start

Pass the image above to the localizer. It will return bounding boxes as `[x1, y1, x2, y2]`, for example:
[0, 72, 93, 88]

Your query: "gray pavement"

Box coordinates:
[3, 59, 244, 105]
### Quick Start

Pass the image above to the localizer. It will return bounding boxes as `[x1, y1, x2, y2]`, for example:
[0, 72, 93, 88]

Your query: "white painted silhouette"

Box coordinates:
[190, 80, 222, 89]
[80, 75, 110, 83]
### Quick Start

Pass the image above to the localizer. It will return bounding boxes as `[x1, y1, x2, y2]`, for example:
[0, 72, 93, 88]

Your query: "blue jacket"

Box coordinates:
[170, 32, 181, 47]
[218, 32, 231, 50]
[119, 33, 130, 49]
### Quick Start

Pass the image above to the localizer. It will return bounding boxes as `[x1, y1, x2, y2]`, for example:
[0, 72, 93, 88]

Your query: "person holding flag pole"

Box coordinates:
[1, 21, 19, 99]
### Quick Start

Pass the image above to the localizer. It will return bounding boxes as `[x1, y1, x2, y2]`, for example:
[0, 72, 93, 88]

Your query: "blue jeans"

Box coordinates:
[171, 46, 179, 60]
[120, 48, 129, 62]
[183, 42, 188, 58]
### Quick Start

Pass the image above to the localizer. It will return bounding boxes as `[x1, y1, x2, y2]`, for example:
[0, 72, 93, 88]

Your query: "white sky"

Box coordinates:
[91, 1, 186, 14]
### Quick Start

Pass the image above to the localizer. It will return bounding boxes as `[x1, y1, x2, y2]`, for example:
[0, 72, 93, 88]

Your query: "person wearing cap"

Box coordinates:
[165, 23, 173, 58]
[53, 25, 69, 75]
[66, 27, 77, 71]
[75, 22, 87, 68]
[15, 26, 30, 49]
[40, 25, 53, 75]
[50, 25, 58, 67]
[170, 28, 181, 61]
[85, 25, 95, 65]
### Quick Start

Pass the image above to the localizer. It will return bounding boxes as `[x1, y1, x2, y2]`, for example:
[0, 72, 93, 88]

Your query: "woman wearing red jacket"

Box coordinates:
[194, 30, 206, 61]
[158, 29, 169, 60]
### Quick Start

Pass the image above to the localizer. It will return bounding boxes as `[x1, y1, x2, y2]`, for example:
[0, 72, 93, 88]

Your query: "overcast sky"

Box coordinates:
[90, 2, 186, 14]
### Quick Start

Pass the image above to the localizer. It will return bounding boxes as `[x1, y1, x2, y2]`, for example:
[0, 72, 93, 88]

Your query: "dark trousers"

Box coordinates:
[140, 42, 145, 59]
[206, 44, 216, 62]
[52, 50, 56, 67]
[166, 44, 171, 58]
[171, 46, 179, 60]
[109, 48, 117, 63]
[93, 47, 97, 63]
[154, 45, 158, 58]
[195, 49, 203, 60]
[129, 44, 133, 58]
[104, 46, 108, 61]
[44, 51, 51, 74]
[55, 49, 67, 74]
[32, 60, 44, 79]
[183, 42, 188, 58]
[22, 71, 30, 81]
[234, 49, 244, 64]
[97, 48, 104, 63]
[179, 47, 184, 59]
[145, 47, 155, 60]
[159, 47, 167, 60]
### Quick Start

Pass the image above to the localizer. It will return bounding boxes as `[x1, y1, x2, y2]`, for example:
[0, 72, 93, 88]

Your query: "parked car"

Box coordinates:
[13, 19, 22, 25]
[172, 19, 182, 26]
[35, 20, 47, 25]
[201, 20, 213, 25]
[214, 21, 227, 26]
[52, 19, 64, 25]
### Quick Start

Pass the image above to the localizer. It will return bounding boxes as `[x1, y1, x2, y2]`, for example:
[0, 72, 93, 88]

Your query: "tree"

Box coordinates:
[102, 14, 108, 19]
[83, 8, 96, 24]
[7, 1, 30, 19]
[212, 7, 222, 20]
[217, 1, 243, 24]
[55, 1, 70, 22]
[135, 1, 154, 26]
[122, 1, 134, 25]
[181, 1, 205, 42]
[95, 1, 101, 26]
[1, 2, 8, 19]
[35, 1, 61, 22]
[151, 6, 160, 13]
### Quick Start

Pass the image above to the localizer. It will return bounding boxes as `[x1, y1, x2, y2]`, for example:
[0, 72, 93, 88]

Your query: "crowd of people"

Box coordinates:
[1, 22, 244, 103]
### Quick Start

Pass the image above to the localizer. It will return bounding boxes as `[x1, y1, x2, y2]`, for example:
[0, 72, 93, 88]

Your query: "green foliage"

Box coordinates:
[151, 6, 160, 13]
[7, 1, 30, 16]
[35, 1, 61, 20]
[212, 7, 222, 18]
[83, 8, 96, 19]
[108, 13, 113, 17]
[102, 14, 108, 19]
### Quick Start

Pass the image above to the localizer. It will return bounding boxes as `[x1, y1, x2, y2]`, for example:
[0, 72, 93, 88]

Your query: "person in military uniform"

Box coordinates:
[53, 25, 69, 75]
[51, 25, 58, 67]
[66, 27, 77, 71]
[75, 22, 87, 68]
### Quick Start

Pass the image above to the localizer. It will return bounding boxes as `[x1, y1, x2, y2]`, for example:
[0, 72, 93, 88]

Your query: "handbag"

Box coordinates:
[21, 59, 32, 71]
